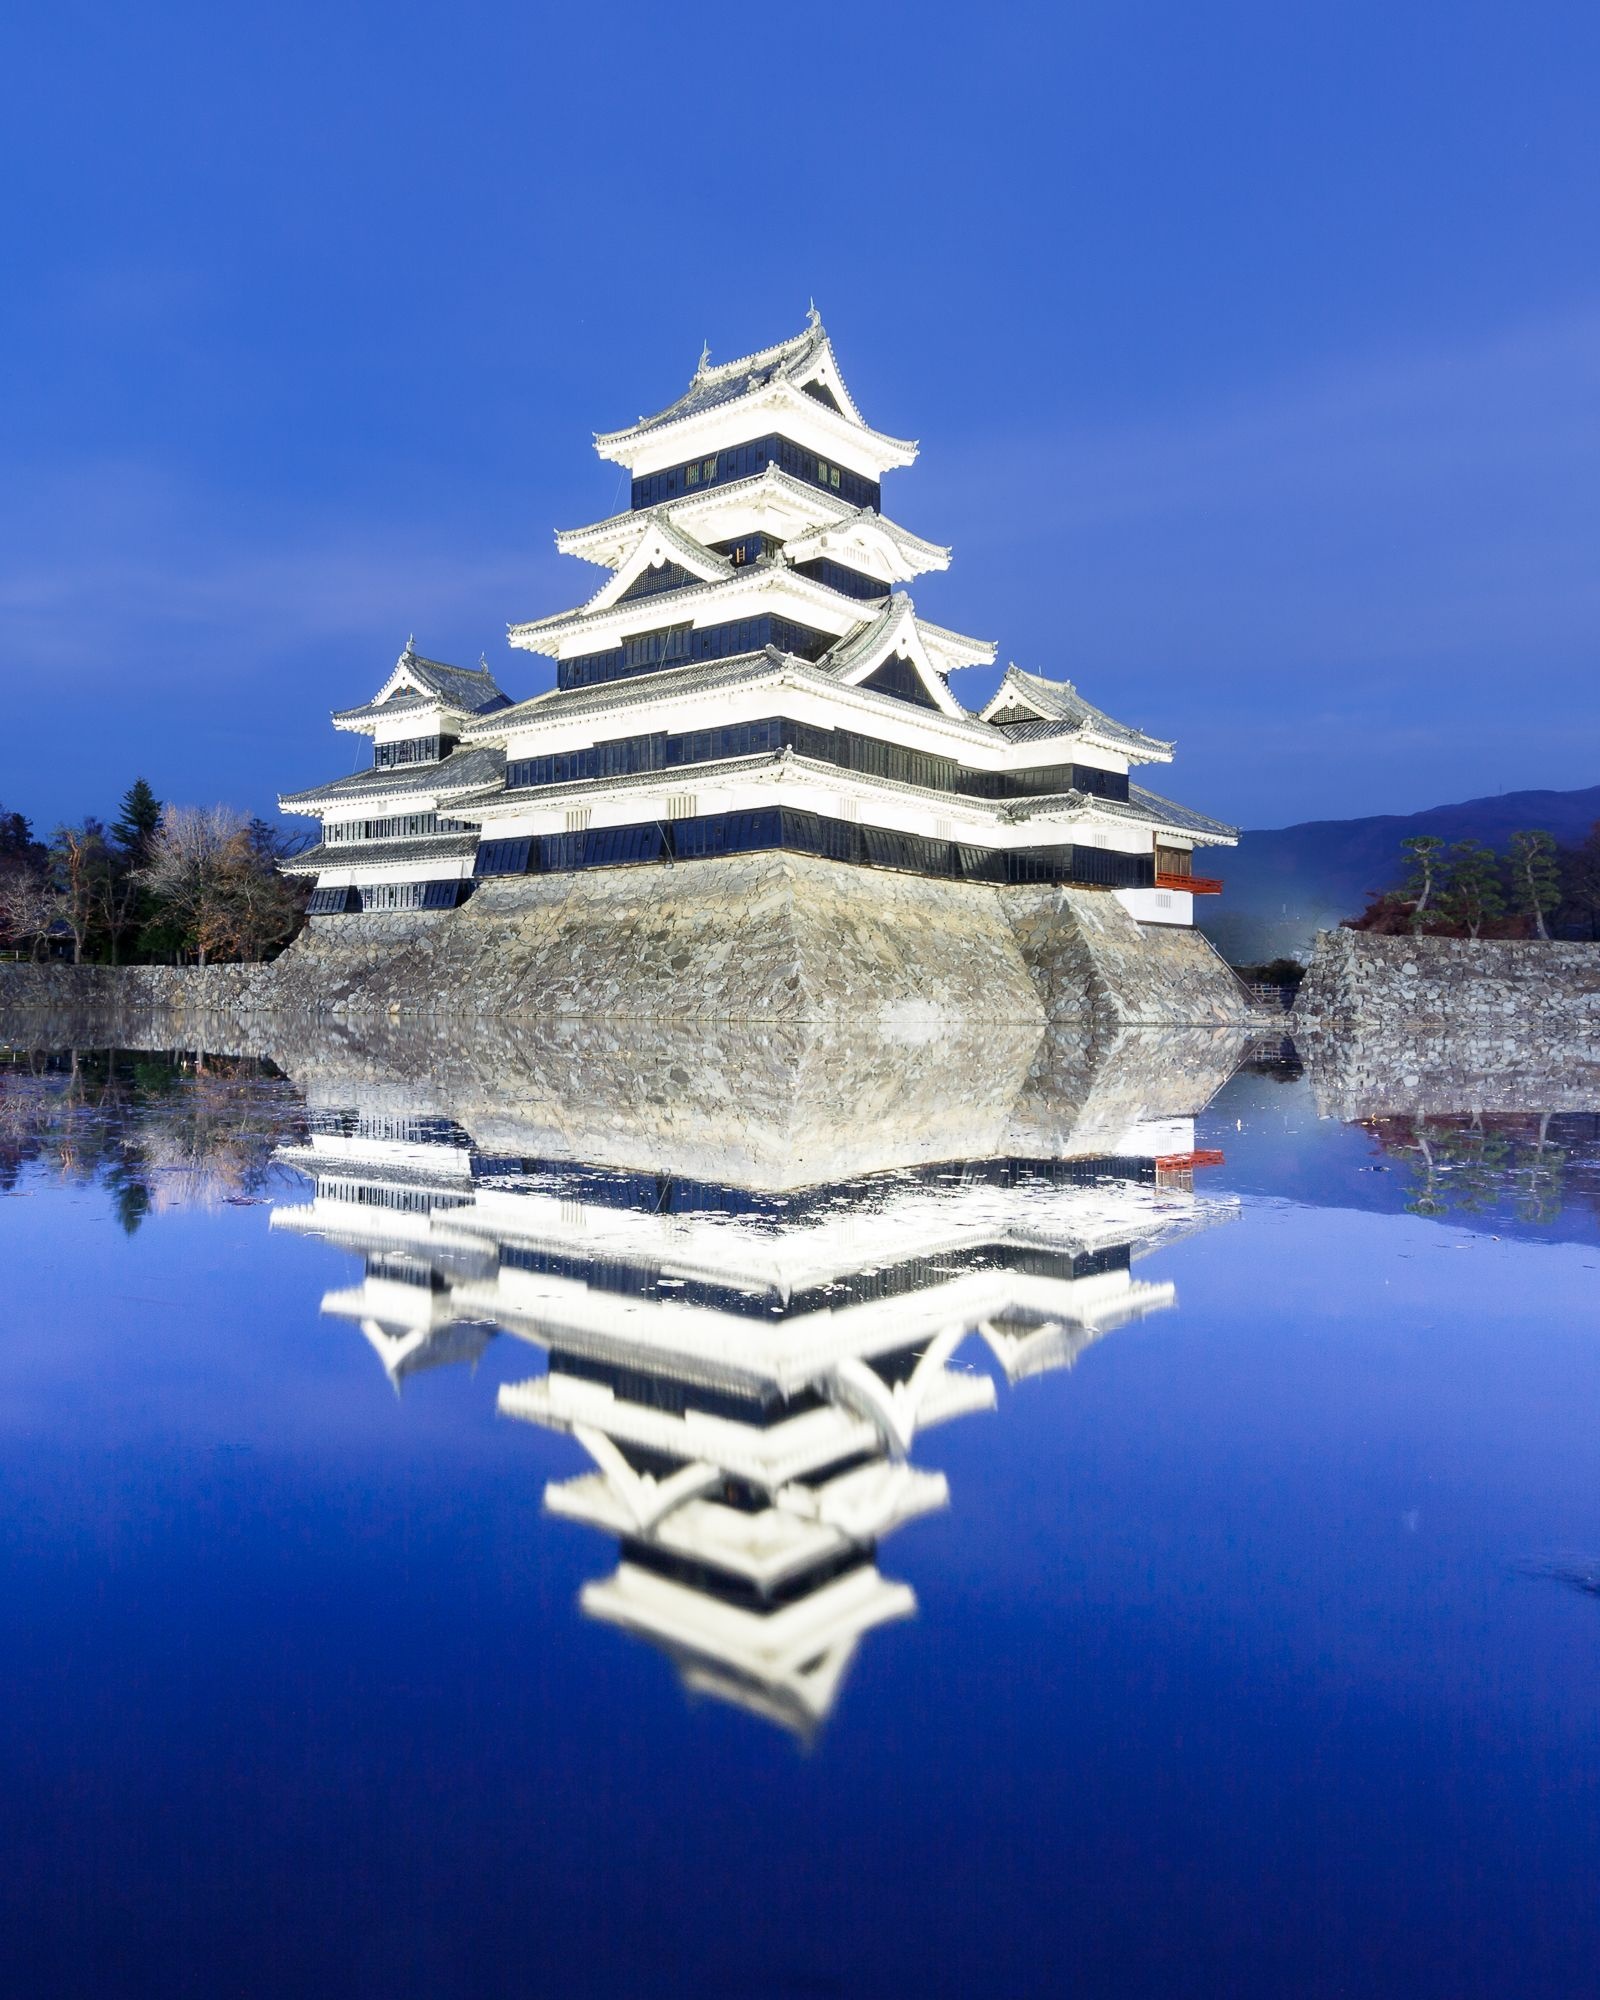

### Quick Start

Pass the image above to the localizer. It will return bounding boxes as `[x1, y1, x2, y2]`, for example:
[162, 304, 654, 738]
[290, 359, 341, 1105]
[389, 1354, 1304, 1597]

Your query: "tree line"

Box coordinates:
[0, 781, 307, 965]
[1350, 824, 1600, 940]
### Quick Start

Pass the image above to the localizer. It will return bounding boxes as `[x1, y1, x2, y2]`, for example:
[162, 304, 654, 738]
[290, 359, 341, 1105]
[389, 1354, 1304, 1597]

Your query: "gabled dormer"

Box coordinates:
[577, 515, 734, 615]
[819, 596, 979, 719]
[333, 641, 509, 732]
[781, 507, 951, 588]
[327, 641, 511, 772]
[978, 664, 1173, 765]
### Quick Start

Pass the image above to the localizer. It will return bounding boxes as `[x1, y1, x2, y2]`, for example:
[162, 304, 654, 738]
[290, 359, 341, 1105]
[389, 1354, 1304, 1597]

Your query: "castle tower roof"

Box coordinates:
[593, 312, 918, 478]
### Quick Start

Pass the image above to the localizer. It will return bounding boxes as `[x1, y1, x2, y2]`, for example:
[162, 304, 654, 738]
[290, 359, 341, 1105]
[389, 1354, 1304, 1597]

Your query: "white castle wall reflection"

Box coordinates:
[270, 1080, 1235, 1737]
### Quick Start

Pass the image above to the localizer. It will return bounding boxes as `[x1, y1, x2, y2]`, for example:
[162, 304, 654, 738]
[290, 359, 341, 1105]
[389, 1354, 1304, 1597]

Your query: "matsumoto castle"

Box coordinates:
[281, 312, 1234, 924]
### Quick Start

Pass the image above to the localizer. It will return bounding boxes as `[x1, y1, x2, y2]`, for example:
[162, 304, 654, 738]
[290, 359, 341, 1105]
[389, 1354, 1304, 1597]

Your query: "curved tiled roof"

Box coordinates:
[556, 469, 946, 571]
[478, 749, 1235, 846]
[593, 319, 916, 463]
[981, 665, 1173, 759]
[281, 832, 480, 876]
[1125, 784, 1238, 842]
[517, 514, 736, 633]
[333, 648, 510, 727]
[814, 595, 994, 690]
[279, 743, 507, 813]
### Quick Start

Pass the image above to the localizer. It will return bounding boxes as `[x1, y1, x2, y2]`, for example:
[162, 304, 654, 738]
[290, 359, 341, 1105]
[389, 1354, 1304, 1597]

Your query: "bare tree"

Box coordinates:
[213, 820, 307, 961]
[49, 821, 114, 964]
[140, 805, 248, 965]
[139, 806, 305, 964]
[0, 862, 61, 961]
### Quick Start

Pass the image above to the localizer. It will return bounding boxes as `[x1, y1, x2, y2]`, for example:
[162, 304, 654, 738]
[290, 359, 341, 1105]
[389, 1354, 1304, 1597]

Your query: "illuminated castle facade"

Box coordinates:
[280, 314, 1234, 927]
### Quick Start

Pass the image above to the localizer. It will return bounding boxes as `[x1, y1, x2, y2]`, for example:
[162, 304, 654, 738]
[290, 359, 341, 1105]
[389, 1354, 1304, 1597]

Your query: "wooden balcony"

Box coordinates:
[1154, 871, 1223, 895]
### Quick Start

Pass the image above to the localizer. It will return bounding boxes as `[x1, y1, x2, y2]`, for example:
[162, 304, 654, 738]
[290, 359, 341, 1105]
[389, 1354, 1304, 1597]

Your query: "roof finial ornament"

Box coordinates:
[806, 298, 821, 330]
[696, 339, 711, 376]
[479, 652, 489, 671]
[405, 632, 415, 654]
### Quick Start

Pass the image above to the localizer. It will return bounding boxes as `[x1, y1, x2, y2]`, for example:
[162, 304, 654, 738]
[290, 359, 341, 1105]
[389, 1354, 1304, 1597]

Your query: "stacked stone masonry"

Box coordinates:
[0, 854, 1251, 1035]
[1293, 928, 1600, 1115]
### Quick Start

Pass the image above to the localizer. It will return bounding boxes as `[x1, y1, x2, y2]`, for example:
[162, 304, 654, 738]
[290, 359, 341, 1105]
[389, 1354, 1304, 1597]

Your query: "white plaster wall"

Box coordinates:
[1117, 887, 1194, 927]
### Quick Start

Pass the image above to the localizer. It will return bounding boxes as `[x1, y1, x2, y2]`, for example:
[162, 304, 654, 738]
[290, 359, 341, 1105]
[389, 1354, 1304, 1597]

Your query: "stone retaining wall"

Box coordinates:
[1292, 928, 1600, 1114]
[1295, 928, 1600, 1034]
[0, 854, 1252, 1035]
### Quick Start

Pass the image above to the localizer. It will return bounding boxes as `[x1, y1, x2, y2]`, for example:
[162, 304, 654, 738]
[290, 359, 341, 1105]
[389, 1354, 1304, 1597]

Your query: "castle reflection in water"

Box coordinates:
[269, 1028, 1240, 1736]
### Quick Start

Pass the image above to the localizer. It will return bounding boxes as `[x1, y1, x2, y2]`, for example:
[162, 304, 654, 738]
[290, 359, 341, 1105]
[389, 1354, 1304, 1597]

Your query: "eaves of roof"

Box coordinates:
[470, 751, 1235, 846]
[556, 468, 943, 564]
[281, 832, 481, 875]
[278, 746, 506, 812]
[508, 558, 874, 654]
[593, 350, 916, 466]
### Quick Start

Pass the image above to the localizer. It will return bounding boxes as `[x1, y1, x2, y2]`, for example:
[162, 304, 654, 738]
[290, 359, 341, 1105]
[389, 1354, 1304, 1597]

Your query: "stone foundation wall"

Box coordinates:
[1296, 928, 1600, 1035]
[1292, 928, 1600, 1115]
[1002, 888, 1251, 1027]
[0, 854, 1252, 1035]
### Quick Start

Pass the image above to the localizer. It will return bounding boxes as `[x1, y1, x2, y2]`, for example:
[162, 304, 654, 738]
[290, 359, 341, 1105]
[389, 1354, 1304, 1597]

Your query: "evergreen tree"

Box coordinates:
[107, 779, 165, 962]
[1507, 829, 1560, 941]
[112, 779, 163, 864]
[1440, 839, 1506, 939]
[1400, 834, 1445, 927]
[0, 805, 42, 860]
[1556, 821, 1600, 940]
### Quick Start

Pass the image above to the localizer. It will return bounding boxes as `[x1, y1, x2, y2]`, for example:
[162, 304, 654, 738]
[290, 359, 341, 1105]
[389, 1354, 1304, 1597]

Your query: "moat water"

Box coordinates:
[1, 1037, 1596, 1999]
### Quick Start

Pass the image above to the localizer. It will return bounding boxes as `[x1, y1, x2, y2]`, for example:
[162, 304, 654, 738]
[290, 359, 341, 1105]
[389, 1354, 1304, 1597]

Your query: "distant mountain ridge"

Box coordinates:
[1198, 782, 1600, 964]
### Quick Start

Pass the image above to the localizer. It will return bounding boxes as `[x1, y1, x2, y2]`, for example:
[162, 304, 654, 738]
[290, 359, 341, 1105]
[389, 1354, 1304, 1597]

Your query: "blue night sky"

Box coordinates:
[3, 1, 1597, 834]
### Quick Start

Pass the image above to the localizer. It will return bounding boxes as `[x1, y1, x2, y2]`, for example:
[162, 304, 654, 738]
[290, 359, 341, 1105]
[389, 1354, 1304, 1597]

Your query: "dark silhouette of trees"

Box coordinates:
[1348, 825, 1595, 940]
[1556, 822, 1600, 940]
[1, 785, 307, 964]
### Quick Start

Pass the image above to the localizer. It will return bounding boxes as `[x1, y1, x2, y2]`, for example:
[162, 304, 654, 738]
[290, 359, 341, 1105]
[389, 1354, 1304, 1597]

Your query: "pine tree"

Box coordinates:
[0, 806, 41, 859]
[1440, 839, 1506, 939]
[1507, 829, 1560, 941]
[112, 779, 163, 863]
[1400, 834, 1445, 928]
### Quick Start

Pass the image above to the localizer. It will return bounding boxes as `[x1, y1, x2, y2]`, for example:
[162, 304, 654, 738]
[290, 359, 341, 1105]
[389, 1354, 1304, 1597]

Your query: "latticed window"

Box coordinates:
[468, 807, 1156, 890]
[324, 812, 448, 845]
[630, 435, 880, 512]
[507, 716, 1126, 803]
[557, 615, 833, 692]
[372, 736, 446, 769]
[341, 878, 462, 912]
[791, 557, 889, 604]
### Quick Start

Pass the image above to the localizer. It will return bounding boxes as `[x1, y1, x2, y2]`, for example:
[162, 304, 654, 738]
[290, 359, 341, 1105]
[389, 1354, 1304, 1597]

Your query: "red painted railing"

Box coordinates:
[1153, 1149, 1226, 1171]
[1155, 872, 1224, 894]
